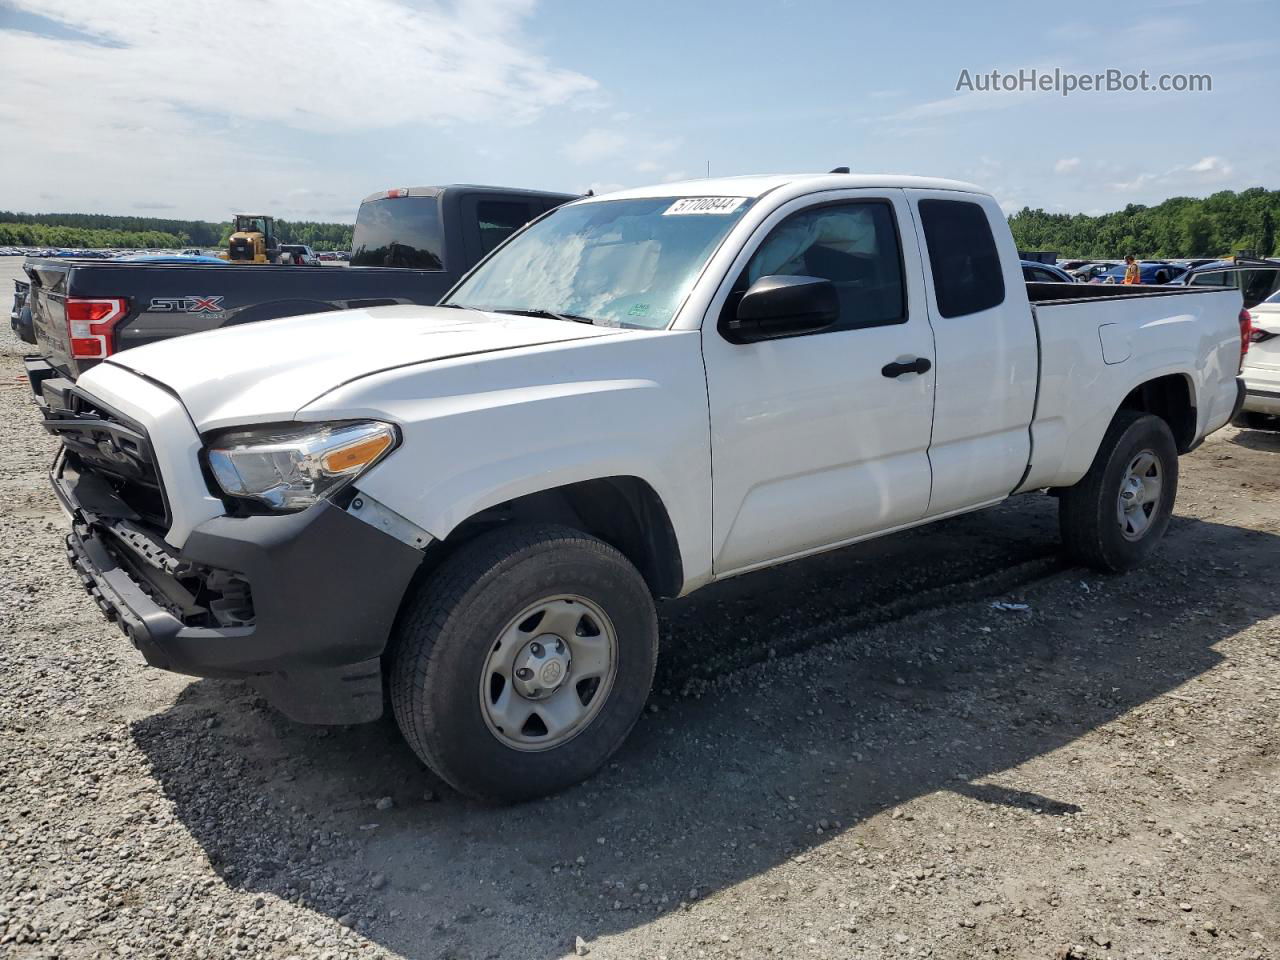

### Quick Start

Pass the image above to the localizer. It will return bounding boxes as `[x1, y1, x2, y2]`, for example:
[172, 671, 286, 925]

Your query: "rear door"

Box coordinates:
[904, 191, 1039, 515]
[702, 189, 936, 575]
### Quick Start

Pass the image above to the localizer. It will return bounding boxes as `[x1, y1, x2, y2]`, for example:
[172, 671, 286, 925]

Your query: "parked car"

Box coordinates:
[1179, 257, 1280, 309]
[17, 184, 576, 387]
[279, 244, 320, 266]
[1089, 261, 1187, 285]
[1234, 290, 1280, 429]
[41, 173, 1247, 802]
[1070, 261, 1118, 282]
[1022, 260, 1077, 283]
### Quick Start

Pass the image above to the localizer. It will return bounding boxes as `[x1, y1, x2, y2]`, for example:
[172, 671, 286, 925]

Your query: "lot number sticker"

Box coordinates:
[663, 197, 748, 216]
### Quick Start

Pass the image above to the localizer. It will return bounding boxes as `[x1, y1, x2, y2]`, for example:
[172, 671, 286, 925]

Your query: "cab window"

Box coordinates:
[917, 199, 1006, 318]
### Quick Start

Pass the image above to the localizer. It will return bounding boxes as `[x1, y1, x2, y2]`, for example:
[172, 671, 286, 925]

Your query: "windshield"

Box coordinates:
[444, 196, 754, 329]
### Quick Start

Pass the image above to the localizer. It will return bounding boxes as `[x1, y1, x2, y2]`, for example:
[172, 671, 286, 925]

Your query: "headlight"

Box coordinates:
[206, 421, 397, 511]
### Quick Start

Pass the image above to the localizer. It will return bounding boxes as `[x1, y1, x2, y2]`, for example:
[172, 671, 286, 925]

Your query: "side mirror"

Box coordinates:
[722, 275, 839, 344]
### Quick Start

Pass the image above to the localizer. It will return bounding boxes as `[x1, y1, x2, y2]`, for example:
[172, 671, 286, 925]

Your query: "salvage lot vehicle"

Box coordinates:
[42, 173, 1248, 802]
[1236, 289, 1280, 428]
[1180, 256, 1280, 308]
[17, 184, 575, 386]
[1021, 260, 1077, 283]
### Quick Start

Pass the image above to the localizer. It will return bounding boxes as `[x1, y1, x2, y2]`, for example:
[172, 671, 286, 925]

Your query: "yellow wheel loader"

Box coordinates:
[221, 214, 281, 264]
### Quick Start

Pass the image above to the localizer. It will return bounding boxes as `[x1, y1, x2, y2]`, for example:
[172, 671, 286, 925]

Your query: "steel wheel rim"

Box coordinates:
[1117, 448, 1163, 541]
[479, 595, 618, 752]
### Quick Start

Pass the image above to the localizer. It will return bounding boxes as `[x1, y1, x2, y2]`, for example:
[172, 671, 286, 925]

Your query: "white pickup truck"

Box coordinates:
[45, 173, 1248, 801]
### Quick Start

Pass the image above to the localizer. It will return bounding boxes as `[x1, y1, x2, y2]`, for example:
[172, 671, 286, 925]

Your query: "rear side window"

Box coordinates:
[475, 200, 535, 255]
[350, 196, 445, 270]
[917, 199, 1005, 318]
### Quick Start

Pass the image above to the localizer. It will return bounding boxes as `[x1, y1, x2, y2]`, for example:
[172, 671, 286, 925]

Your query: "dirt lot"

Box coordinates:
[1, 256, 1277, 959]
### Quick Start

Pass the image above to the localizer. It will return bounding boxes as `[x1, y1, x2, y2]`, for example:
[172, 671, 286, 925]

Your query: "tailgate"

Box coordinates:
[24, 259, 75, 377]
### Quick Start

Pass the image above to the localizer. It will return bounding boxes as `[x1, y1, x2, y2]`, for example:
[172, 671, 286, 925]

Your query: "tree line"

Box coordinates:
[1008, 187, 1279, 259]
[0, 211, 354, 251]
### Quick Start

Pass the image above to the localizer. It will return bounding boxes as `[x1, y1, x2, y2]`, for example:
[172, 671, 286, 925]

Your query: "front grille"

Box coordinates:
[45, 389, 171, 530]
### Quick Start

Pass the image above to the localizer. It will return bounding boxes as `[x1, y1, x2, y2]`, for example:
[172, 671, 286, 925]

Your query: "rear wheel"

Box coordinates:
[389, 524, 658, 802]
[1058, 411, 1178, 572]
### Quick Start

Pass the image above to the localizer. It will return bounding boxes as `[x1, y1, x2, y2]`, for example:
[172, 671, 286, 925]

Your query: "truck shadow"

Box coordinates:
[131, 497, 1279, 960]
[1228, 425, 1280, 453]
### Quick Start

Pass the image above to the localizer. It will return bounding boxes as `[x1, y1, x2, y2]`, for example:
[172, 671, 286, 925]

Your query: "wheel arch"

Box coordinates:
[421, 475, 685, 599]
[1117, 371, 1197, 452]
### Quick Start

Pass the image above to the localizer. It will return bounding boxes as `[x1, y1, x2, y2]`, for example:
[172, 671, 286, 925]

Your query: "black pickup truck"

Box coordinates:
[16, 184, 574, 391]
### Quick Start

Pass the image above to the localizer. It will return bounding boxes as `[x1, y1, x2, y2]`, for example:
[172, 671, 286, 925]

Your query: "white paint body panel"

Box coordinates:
[1019, 288, 1242, 491]
[902, 188, 1039, 516]
[68, 173, 1243, 591]
[104, 304, 615, 431]
[1241, 303, 1280, 415]
[699, 189, 936, 575]
[73, 362, 225, 547]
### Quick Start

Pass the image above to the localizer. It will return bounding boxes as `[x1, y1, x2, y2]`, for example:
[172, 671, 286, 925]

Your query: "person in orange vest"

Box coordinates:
[1123, 254, 1141, 285]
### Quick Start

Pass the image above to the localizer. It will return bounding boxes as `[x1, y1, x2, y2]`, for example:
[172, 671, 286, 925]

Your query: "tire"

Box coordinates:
[389, 523, 658, 802]
[1058, 411, 1179, 573]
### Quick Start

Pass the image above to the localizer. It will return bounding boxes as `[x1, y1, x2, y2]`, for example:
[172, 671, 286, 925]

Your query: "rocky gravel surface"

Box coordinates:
[1, 260, 1278, 959]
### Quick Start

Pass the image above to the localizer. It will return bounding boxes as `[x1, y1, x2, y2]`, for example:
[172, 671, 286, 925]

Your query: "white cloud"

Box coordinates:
[561, 127, 683, 191]
[1189, 155, 1232, 175]
[1054, 157, 1081, 174]
[0, 0, 598, 217]
[563, 129, 629, 165]
[1107, 155, 1237, 193]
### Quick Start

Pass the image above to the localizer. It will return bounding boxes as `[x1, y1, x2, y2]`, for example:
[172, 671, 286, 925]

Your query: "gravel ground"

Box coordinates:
[1, 256, 1278, 959]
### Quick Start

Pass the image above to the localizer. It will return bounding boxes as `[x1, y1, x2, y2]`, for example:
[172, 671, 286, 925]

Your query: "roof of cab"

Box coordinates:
[360, 184, 579, 204]
[579, 173, 989, 203]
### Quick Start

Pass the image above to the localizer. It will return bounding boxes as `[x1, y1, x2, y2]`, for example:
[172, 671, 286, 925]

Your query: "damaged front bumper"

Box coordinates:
[54, 452, 424, 724]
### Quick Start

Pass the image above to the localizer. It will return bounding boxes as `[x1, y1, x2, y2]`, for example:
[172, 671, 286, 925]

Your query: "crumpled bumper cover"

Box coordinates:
[59, 471, 424, 724]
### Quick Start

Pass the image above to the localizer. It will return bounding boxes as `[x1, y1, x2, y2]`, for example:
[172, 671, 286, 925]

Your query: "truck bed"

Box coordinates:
[1025, 281, 1211, 303]
[1020, 283, 1244, 491]
[23, 258, 456, 380]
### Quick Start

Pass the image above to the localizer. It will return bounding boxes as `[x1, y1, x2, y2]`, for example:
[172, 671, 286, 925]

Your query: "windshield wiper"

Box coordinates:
[491, 307, 598, 325]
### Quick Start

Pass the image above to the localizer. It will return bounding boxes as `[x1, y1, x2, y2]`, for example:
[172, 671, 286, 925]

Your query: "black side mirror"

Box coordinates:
[722, 275, 839, 344]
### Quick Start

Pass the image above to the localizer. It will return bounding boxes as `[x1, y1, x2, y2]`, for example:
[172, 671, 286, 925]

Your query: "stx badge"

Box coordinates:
[150, 296, 225, 314]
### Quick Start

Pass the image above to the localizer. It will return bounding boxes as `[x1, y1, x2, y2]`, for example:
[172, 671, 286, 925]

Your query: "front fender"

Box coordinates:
[298, 330, 715, 591]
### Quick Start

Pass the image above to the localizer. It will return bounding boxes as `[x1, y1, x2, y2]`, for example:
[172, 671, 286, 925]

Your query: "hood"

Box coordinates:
[105, 304, 618, 430]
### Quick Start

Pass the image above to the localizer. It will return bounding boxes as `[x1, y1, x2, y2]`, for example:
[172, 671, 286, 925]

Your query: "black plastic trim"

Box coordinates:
[57, 458, 424, 723]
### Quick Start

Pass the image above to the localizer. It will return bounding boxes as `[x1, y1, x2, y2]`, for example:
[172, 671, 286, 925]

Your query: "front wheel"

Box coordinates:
[389, 524, 658, 802]
[1058, 411, 1179, 572]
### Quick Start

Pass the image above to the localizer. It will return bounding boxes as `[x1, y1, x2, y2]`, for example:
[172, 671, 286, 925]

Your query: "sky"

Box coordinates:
[0, 0, 1276, 223]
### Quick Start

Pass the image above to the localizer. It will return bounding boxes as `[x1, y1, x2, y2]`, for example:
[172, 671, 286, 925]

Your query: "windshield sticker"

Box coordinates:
[627, 302, 651, 317]
[663, 197, 748, 216]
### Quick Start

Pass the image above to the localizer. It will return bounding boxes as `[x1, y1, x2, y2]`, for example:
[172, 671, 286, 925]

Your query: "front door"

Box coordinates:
[701, 189, 937, 575]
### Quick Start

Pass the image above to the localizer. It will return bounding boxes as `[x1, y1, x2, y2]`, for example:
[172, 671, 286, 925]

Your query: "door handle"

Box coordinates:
[881, 357, 932, 378]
